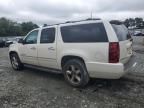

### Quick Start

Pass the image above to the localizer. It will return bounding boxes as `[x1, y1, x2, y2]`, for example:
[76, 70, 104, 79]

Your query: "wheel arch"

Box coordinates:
[61, 55, 85, 68]
[9, 51, 20, 59]
[9, 51, 18, 55]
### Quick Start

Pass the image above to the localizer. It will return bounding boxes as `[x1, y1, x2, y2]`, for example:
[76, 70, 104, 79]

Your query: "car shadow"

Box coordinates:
[18, 66, 144, 93]
[22, 66, 64, 80]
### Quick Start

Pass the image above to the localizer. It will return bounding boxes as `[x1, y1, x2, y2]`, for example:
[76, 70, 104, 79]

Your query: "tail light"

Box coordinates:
[109, 42, 120, 63]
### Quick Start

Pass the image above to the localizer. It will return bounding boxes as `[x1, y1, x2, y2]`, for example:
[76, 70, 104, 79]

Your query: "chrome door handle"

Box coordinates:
[48, 47, 55, 51]
[30, 47, 36, 50]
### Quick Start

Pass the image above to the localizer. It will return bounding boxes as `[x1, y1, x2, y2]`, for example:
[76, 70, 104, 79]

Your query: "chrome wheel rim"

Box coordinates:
[11, 56, 18, 69]
[66, 65, 81, 84]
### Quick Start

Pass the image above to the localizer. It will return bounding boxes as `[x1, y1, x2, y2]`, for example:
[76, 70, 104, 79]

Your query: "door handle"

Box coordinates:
[30, 47, 36, 50]
[48, 47, 55, 51]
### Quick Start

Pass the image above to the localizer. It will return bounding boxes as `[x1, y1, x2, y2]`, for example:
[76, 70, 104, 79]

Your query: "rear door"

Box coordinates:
[111, 23, 132, 63]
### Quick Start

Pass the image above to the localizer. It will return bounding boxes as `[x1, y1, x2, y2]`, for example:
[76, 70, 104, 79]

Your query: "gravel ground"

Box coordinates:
[0, 38, 144, 108]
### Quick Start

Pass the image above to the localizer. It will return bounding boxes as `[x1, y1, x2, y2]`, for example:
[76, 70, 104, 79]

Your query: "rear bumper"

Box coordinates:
[86, 55, 135, 79]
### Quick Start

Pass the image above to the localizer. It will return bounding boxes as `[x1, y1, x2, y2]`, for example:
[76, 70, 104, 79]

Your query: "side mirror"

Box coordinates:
[18, 39, 25, 44]
[130, 38, 133, 42]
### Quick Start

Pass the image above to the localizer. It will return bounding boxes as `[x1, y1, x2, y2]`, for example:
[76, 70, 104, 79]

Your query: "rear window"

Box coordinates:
[111, 24, 131, 41]
[61, 23, 108, 43]
[40, 28, 55, 43]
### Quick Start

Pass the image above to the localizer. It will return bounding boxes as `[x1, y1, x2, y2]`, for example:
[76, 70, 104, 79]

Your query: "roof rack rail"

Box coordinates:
[86, 18, 101, 20]
[45, 18, 101, 27]
[45, 22, 66, 27]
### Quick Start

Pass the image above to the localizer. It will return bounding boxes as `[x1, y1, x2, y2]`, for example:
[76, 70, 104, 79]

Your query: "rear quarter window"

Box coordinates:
[60, 23, 108, 43]
[111, 24, 131, 41]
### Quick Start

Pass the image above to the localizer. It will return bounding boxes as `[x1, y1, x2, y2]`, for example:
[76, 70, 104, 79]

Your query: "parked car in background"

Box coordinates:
[0, 39, 5, 47]
[9, 19, 134, 87]
[134, 31, 144, 36]
[1, 37, 24, 47]
[5, 40, 13, 47]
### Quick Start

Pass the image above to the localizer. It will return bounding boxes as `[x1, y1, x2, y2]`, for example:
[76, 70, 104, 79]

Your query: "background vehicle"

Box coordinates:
[0, 39, 5, 47]
[134, 31, 144, 36]
[5, 40, 13, 47]
[9, 19, 134, 87]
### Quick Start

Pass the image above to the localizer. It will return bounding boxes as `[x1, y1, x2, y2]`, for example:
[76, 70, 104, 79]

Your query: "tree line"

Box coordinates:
[0, 17, 144, 37]
[124, 17, 144, 29]
[0, 17, 39, 37]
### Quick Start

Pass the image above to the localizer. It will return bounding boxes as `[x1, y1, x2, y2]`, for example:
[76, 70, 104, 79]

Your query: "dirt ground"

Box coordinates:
[0, 37, 144, 108]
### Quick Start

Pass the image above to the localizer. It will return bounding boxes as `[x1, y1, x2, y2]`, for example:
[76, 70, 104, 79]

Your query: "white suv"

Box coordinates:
[9, 19, 134, 87]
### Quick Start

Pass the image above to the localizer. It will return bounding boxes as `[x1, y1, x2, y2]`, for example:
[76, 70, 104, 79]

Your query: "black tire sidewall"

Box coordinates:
[63, 59, 89, 87]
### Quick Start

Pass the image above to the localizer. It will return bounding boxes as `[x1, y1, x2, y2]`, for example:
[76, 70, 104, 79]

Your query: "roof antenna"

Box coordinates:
[91, 11, 93, 19]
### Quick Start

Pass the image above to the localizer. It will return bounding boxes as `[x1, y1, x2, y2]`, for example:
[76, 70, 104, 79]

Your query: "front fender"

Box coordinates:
[9, 43, 20, 58]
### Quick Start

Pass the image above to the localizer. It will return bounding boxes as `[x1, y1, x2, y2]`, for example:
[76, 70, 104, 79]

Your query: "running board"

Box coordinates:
[23, 63, 62, 74]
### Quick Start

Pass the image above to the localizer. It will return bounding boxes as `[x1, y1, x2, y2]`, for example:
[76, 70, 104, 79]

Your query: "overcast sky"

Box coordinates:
[0, 0, 144, 25]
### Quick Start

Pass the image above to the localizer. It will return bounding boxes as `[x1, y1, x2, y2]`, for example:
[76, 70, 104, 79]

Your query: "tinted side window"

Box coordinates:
[40, 28, 55, 43]
[111, 24, 131, 41]
[61, 23, 108, 43]
[25, 30, 38, 44]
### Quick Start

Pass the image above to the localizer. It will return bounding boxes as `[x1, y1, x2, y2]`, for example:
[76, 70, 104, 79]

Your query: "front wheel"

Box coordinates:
[63, 59, 89, 87]
[10, 53, 23, 70]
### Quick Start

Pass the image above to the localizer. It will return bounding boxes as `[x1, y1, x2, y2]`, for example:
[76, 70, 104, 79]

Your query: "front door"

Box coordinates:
[19, 29, 39, 65]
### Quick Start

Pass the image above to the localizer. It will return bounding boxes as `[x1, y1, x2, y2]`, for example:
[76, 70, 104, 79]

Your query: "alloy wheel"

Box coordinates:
[11, 56, 18, 69]
[65, 65, 82, 84]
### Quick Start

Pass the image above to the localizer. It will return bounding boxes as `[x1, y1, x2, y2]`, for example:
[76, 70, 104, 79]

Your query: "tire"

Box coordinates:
[10, 53, 24, 70]
[62, 59, 89, 87]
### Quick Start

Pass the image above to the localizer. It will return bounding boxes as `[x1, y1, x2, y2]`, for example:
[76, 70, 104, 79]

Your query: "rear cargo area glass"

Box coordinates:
[111, 24, 131, 41]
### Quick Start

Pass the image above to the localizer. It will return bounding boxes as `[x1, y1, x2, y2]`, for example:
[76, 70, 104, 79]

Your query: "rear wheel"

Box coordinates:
[10, 53, 23, 70]
[63, 59, 89, 87]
